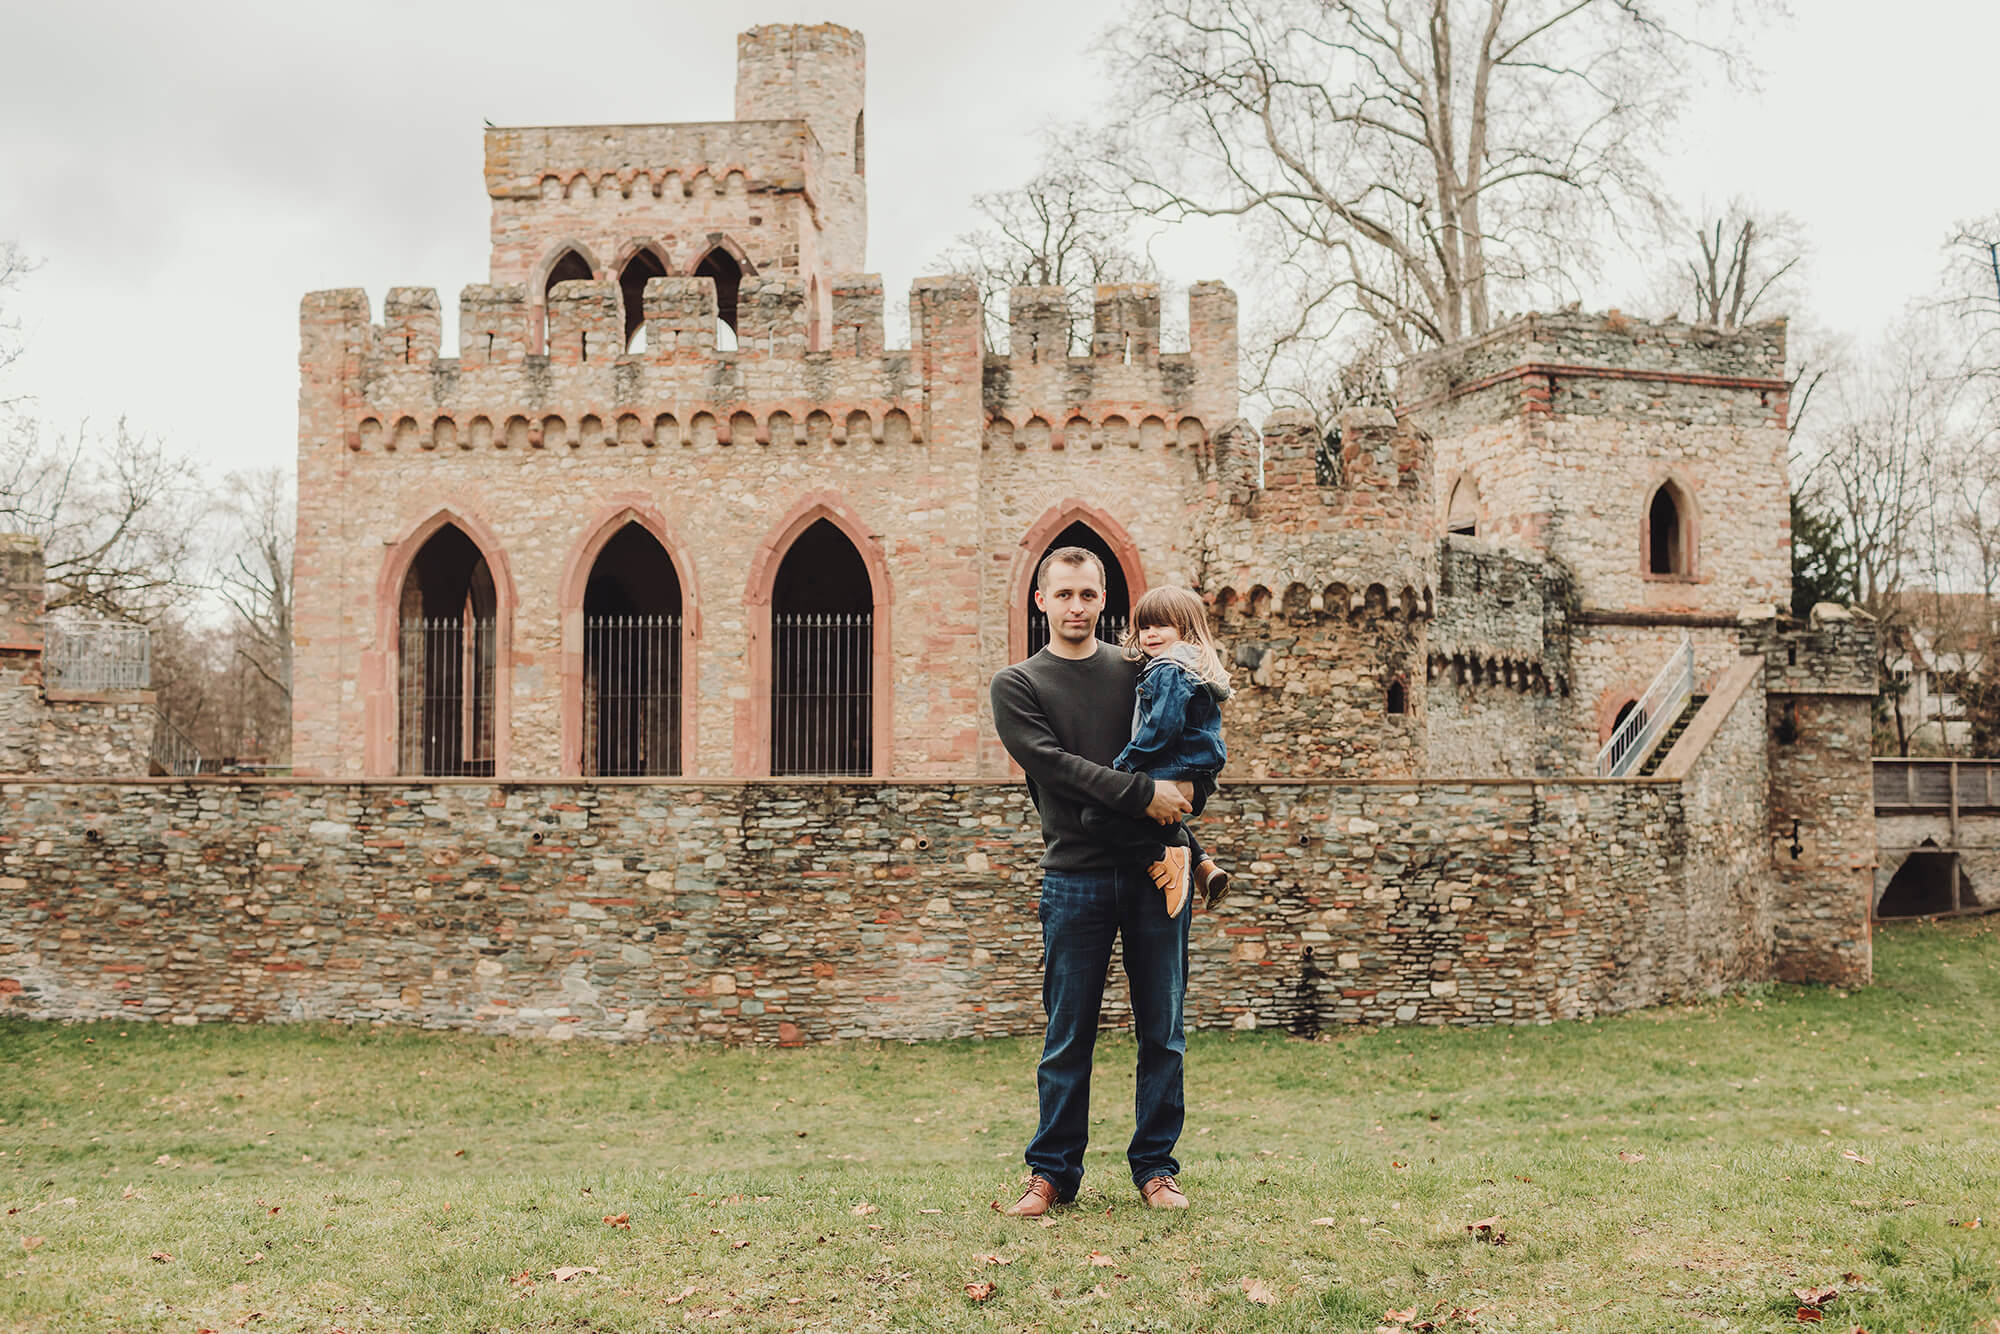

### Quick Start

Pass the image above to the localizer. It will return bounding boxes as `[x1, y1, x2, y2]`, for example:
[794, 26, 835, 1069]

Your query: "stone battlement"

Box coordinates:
[483, 120, 822, 205]
[302, 278, 1235, 456]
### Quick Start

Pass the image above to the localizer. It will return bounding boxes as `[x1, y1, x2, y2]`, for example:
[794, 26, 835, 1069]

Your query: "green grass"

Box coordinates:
[4, 918, 2000, 1333]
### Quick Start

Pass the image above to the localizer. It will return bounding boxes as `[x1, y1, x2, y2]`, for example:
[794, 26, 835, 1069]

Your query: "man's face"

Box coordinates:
[1036, 560, 1104, 645]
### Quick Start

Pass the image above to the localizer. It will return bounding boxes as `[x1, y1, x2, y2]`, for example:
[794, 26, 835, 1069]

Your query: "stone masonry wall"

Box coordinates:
[1664, 667, 1774, 992]
[1427, 538, 1576, 777]
[1, 775, 1788, 1042]
[1214, 606, 1425, 779]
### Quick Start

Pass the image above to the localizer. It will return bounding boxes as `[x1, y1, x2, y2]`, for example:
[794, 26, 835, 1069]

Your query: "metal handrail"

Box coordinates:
[1595, 634, 1695, 777]
[149, 709, 208, 777]
[43, 617, 151, 691]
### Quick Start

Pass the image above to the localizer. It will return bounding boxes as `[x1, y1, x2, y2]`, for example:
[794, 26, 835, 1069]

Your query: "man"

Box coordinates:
[989, 546, 1197, 1217]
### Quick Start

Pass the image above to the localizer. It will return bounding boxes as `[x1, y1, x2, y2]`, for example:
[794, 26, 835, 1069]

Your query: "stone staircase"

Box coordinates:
[1637, 694, 1707, 777]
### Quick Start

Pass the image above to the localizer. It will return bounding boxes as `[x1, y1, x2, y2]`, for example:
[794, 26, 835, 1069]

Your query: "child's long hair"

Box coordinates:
[1122, 586, 1233, 692]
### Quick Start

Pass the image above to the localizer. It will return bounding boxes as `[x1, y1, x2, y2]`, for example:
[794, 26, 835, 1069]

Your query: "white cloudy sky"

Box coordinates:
[1, 0, 1994, 478]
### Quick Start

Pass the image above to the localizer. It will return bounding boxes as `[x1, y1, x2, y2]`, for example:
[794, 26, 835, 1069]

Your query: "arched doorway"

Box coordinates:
[1026, 520, 1131, 656]
[1645, 480, 1694, 577]
[397, 524, 497, 776]
[770, 518, 874, 776]
[582, 523, 683, 775]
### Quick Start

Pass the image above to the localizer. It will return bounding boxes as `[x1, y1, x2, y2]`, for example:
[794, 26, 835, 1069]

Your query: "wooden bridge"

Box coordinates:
[1873, 759, 2000, 917]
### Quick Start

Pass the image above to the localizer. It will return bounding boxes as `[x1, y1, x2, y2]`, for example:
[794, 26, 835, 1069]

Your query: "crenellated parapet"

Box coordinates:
[980, 282, 1237, 455]
[301, 277, 1236, 462]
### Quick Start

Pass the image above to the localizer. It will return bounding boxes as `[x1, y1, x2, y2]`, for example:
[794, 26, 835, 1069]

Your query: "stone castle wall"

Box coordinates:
[4, 773, 1806, 1042]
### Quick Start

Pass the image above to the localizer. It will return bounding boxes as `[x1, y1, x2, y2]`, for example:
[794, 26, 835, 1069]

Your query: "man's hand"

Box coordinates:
[1146, 779, 1194, 825]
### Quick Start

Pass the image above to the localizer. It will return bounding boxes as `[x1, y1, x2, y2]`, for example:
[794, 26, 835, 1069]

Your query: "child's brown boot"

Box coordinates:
[1148, 845, 1191, 918]
[1195, 858, 1231, 910]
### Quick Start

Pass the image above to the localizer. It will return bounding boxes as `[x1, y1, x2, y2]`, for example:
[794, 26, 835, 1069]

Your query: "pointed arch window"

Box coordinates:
[1026, 521, 1131, 656]
[693, 245, 744, 351]
[544, 248, 592, 302]
[1445, 475, 1479, 536]
[397, 524, 497, 776]
[618, 249, 669, 352]
[582, 523, 683, 775]
[1645, 480, 1695, 578]
[770, 519, 874, 776]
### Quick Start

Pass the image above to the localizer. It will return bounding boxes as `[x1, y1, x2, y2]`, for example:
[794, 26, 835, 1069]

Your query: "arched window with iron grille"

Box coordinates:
[770, 519, 874, 776]
[397, 525, 497, 776]
[582, 523, 683, 775]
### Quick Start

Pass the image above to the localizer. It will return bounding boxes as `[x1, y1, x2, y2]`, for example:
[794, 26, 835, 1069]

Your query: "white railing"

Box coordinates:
[43, 617, 152, 691]
[1595, 634, 1695, 777]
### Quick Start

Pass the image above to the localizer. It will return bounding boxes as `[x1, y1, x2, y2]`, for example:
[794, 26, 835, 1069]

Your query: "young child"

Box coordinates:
[1081, 586, 1233, 917]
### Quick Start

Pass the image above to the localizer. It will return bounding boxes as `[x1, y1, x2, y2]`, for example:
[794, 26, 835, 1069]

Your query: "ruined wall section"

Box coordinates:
[1750, 609, 1878, 986]
[1427, 539, 1577, 776]
[3, 775, 1744, 1041]
[0, 535, 46, 773]
[1195, 408, 1434, 778]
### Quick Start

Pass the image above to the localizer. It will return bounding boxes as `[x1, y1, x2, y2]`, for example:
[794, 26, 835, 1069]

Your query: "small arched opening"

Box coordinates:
[771, 519, 875, 776]
[1445, 475, 1479, 536]
[1876, 848, 1966, 919]
[543, 248, 593, 303]
[1026, 520, 1131, 656]
[694, 245, 744, 351]
[1645, 480, 1694, 577]
[618, 249, 669, 352]
[397, 524, 497, 776]
[854, 110, 866, 177]
[582, 523, 684, 775]
[1386, 679, 1408, 715]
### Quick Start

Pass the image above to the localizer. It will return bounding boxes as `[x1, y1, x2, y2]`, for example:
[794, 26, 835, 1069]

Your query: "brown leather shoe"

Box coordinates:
[1004, 1174, 1061, 1217]
[1138, 1175, 1190, 1209]
[1148, 846, 1191, 918]
[1195, 858, 1231, 910]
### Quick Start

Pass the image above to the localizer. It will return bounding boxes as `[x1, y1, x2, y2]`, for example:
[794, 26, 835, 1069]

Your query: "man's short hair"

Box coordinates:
[1037, 546, 1107, 592]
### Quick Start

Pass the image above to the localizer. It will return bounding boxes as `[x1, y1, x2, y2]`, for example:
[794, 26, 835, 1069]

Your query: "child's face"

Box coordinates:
[1136, 622, 1182, 656]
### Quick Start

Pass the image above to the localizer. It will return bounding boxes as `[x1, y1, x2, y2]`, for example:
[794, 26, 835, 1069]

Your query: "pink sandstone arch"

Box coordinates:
[1640, 471, 1701, 582]
[556, 500, 703, 777]
[1007, 500, 1150, 665]
[685, 233, 757, 278]
[739, 493, 893, 777]
[366, 507, 517, 777]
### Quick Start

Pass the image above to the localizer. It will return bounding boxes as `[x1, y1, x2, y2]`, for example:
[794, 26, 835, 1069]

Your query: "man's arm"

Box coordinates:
[991, 669, 1156, 818]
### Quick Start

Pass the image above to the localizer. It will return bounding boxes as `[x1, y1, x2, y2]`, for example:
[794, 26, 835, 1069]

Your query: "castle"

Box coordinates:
[0, 23, 1877, 1041]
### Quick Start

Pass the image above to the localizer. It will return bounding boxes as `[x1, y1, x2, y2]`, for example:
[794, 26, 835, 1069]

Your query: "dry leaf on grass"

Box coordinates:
[1384, 1308, 1418, 1323]
[603, 1213, 630, 1229]
[665, 1284, 697, 1305]
[965, 1281, 997, 1302]
[1795, 1309, 1823, 1324]
[20, 1236, 44, 1252]
[508, 1270, 535, 1289]
[1464, 1216, 1508, 1244]
[1310, 1217, 1338, 1226]
[1087, 1251, 1117, 1267]
[1841, 1150, 1872, 1166]
[850, 1202, 879, 1216]
[1037, 1216, 1058, 1228]
[1241, 1276, 1278, 1306]
[149, 1250, 172, 1263]
[1618, 1150, 1647, 1163]
[1794, 1285, 1839, 1305]
[549, 1265, 599, 1282]
[975, 1253, 1012, 1266]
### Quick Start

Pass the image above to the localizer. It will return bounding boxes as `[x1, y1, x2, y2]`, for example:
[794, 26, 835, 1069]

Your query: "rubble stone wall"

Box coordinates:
[1, 773, 1804, 1042]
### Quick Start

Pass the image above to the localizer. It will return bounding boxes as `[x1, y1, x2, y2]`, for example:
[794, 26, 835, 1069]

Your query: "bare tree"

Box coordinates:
[1672, 200, 1805, 329]
[0, 241, 29, 392]
[216, 467, 294, 718]
[931, 151, 1158, 348]
[1100, 0, 1762, 357]
[0, 418, 208, 621]
[1944, 214, 2000, 379]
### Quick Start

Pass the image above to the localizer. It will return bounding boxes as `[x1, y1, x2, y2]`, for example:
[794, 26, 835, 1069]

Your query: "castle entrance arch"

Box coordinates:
[1011, 506, 1146, 661]
[580, 523, 684, 776]
[396, 524, 498, 776]
[768, 518, 877, 776]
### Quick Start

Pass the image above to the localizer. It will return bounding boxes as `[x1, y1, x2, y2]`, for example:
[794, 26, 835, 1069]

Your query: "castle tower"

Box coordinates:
[480, 23, 868, 354]
[1403, 312, 1791, 770]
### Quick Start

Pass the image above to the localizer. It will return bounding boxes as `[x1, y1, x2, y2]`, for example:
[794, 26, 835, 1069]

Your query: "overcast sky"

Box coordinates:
[1, 0, 1995, 478]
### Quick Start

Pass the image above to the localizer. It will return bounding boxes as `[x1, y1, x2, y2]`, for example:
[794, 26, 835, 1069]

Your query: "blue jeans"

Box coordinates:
[1026, 864, 1191, 1199]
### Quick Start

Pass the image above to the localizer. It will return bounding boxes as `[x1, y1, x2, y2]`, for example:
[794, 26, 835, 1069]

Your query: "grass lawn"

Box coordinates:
[4, 918, 1999, 1334]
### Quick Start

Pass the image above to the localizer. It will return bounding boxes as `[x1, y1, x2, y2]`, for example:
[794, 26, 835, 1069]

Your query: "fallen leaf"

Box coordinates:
[1087, 1251, 1116, 1266]
[976, 1253, 1012, 1266]
[507, 1271, 535, 1289]
[1951, 1216, 1984, 1228]
[918, 1208, 942, 1215]
[452, 1149, 465, 1158]
[965, 1281, 997, 1302]
[1385, 1308, 1418, 1322]
[1038, 1216, 1058, 1228]
[21, 1235, 44, 1252]
[244, 1252, 264, 1265]
[1310, 1217, 1338, 1226]
[664, 1284, 696, 1305]
[1241, 1276, 1278, 1306]
[549, 1265, 599, 1282]
[1465, 1216, 1508, 1244]
[1841, 1150, 1872, 1166]
[230, 1314, 263, 1329]
[1618, 1150, 1647, 1163]
[149, 1250, 172, 1262]
[603, 1213, 630, 1229]
[850, 1202, 879, 1216]
[731, 1239, 750, 1249]
[1840, 1272, 1863, 1283]
[1795, 1285, 1839, 1305]
[1795, 1309, 1824, 1324]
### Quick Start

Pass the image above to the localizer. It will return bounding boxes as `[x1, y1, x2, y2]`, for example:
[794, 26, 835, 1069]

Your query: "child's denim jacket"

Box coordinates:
[1113, 644, 1231, 781]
